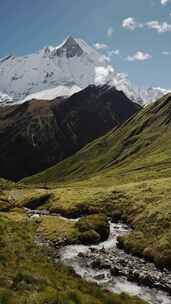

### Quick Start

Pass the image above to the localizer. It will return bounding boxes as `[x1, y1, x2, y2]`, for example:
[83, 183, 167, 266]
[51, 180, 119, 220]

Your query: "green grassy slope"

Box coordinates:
[23, 93, 171, 185]
[0, 183, 147, 304]
[0, 211, 147, 304]
[21, 93, 171, 269]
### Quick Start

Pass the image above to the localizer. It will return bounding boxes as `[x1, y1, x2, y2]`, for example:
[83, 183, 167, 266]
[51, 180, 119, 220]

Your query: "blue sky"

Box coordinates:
[0, 0, 171, 89]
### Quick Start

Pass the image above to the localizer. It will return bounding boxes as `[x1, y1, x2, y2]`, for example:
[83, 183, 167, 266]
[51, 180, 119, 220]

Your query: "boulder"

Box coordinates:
[79, 230, 100, 245]
[76, 214, 110, 243]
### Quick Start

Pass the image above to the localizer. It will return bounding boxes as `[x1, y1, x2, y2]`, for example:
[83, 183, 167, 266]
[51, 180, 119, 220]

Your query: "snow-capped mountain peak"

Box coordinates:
[0, 36, 169, 105]
[55, 36, 84, 58]
[42, 36, 100, 61]
[43, 36, 84, 58]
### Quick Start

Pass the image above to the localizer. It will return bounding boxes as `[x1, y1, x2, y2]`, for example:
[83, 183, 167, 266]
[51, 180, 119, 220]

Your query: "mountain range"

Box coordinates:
[0, 36, 168, 105]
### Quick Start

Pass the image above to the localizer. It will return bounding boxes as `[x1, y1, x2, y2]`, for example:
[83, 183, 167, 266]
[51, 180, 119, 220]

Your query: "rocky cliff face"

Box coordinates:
[55, 36, 84, 58]
[0, 85, 141, 180]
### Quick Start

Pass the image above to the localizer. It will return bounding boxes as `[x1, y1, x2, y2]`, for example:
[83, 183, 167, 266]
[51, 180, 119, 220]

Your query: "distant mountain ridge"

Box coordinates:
[0, 36, 168, 105]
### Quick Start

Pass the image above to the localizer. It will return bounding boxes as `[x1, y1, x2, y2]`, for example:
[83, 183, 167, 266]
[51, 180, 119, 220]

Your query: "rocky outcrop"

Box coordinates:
[76, 214, 110, 245]
[0, 85, 141, 180]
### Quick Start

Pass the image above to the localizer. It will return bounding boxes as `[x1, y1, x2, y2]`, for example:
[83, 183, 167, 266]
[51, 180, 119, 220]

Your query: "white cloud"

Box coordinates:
[107, 27, 113, 38]
[122, 17, 171, 33]
[94, 43, 108, 50]
[122, 17, 143, 30]
[161, 0, 170, 5]
[127, 51, 152, 61]
[108, 49, 120, 56]
[146, 20, 171, 33]
[94, 65, 114, 85]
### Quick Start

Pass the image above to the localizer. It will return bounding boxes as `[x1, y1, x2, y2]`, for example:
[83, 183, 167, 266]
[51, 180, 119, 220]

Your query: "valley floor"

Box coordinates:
[0, 209, 146, 304]
[21, 174, 171, 269]
[1, 173, 171, 303]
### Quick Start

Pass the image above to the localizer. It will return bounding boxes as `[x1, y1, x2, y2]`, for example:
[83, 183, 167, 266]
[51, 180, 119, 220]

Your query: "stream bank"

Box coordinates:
[25, 208, 171, 304]
[59, 222, 171, 304]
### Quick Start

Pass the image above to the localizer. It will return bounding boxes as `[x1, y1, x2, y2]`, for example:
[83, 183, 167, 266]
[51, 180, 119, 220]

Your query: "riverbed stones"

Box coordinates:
[111, 266, 121, 276]
[81, 245, 171, 293]
[93, 273, 105, 280]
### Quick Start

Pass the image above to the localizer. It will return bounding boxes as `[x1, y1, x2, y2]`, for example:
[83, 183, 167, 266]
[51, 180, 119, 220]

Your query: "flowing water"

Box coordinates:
[59, 222, 171, 304]
[25, 208, 171, 304]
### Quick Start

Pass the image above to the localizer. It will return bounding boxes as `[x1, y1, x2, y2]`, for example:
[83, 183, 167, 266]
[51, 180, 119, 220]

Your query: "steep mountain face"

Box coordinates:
[27, 93, 171, 184]
[0, 85, 140, 180]
[0, 36, 168, 105]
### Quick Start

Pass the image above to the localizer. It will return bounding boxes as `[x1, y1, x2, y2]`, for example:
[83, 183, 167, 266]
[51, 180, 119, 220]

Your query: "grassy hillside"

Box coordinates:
[1, 94, 171, 303]
[21, 93, 171, 269]
[0, 190, 146, 304]
[23, 93, 171, 185]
